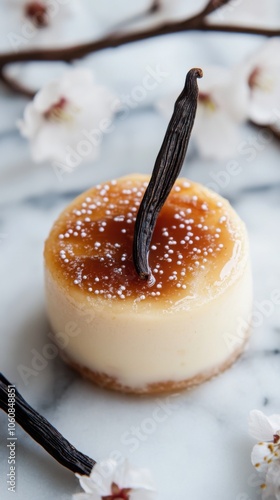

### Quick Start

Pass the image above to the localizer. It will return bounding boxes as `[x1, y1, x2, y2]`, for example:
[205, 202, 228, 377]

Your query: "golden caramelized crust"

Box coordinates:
[44, 175, 245, 306]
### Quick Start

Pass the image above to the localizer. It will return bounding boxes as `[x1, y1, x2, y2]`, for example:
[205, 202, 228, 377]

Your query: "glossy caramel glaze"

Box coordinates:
[44, 175, 244, 305]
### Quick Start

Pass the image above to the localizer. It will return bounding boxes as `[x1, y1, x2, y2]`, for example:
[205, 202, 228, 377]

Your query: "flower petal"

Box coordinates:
[72, 493, 101, 500]
[122, 462, 156, 491]
[17, 103, 43, 138]
[210, 0, 276, 27]
[75, 473, 102, 495]
[33, 81, 62, 113]
[130, 488, 158, 500]
[89, 459, 119, 494]
[29, 123, 68, 163]
[264, 462, 280, 500]
[157, 65, 247, 160]
[251, 443, 271, 473]
[192, 105, 240, 160]
[196, 66, 248, 122]
[75, 459, 157, 499]
[249, 410, 276, 441]
[238, 38, 280, 125]
[18, 68, 117, 165]
[249, 79, 280, 125]
[268, 415, 280, 433]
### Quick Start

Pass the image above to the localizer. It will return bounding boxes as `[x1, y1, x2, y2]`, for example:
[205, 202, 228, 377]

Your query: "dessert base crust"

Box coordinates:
[59, 331, 250, 395]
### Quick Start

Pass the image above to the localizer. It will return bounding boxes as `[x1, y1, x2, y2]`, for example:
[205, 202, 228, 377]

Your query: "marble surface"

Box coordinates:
[1, 2, 280, 499]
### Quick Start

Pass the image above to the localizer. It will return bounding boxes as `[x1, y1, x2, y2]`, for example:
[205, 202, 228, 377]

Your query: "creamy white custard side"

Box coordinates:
[44, 175, 253, 393]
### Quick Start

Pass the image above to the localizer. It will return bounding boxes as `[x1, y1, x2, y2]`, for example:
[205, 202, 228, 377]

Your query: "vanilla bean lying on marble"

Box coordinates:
[0, 373, 95, 476]
[133, 67, 202, 283]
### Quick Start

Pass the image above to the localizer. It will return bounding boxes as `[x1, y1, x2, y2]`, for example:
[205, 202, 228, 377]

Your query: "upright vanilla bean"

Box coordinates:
[133, 67, 203, 283]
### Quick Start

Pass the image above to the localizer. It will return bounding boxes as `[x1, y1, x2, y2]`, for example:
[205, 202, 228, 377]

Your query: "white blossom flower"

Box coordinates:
[264, 462, 280, 499]
[157, 66, 247, 160]
[210, 0, 278, 26]
[23, 0, 62, 29]
[249, 410, 280, 470]
[249, 410, 280, 442]
[7, 0, 74, 28]
[238, 38, 280, 125]
[18, 68, 119, 167]
[249, 410, 280, 498]
[73, 459, 157, 500]
[3, 0, 91, 52]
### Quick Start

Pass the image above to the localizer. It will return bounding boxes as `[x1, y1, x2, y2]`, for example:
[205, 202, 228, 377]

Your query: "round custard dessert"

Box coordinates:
[44, 174, 252, 394]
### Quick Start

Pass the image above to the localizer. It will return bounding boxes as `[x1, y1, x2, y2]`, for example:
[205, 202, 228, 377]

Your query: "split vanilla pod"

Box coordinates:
[133, 68, 203, 283]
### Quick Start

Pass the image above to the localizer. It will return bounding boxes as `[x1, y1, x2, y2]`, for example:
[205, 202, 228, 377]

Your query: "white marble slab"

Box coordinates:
[1, 2, 280, 499]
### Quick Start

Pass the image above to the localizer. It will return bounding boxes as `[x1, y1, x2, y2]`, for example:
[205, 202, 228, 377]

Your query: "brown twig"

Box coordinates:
[0, 0, 246, 70]
[198, 23, 280, 36]
[250, 120, 280, 142]
[0, 0, 229, 98]
[106, 0, 161, 32]
[3, 22, 279, 70]
[0, 18, 278, 73]
[0, 70, 35, 98]
[0, 0, 278, 98]
[269, 125, 280, 142]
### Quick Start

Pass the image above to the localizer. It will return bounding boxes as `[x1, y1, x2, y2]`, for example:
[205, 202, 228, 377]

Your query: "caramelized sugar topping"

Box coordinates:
[45, 177, 242, 304]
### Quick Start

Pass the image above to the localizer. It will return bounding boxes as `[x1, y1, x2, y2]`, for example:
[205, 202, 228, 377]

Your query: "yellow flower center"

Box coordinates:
[199, 92, 217, 112]
[44, 97, 79, 123]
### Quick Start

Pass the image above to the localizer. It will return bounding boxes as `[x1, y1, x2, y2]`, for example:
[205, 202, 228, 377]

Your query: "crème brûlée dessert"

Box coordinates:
[44, 174, 252, 394]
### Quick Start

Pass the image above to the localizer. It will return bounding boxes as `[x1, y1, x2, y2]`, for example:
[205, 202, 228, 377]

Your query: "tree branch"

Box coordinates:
[0, 70, 34, 98]
[1, 22, 278, 71]
[250, 120, 280, 143]
[198, 23, 280, 36]
[0, 0, 237, 69]
[0, 0, 278, 98]
[0, 19, 278, 72]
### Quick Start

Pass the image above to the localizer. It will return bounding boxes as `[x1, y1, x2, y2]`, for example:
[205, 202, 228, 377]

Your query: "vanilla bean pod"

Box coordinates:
[0, 373, 95, 476]
[133, 68, 202, 282]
